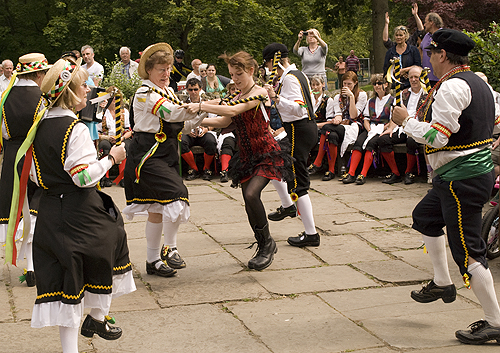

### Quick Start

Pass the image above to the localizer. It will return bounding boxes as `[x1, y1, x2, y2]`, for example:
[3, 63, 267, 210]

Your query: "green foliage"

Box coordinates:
[465, 22, 500, 91]
[102, 57, 142, 101]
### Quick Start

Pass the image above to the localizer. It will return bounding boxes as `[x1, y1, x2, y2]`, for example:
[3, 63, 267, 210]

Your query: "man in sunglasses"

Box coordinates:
[181, 78, 217, 181]
[393, 28, 500, 345]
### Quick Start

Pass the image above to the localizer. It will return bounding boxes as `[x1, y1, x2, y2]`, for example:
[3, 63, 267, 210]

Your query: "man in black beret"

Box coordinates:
[262, 43, 321, 248]
[393, 28, 500, 344]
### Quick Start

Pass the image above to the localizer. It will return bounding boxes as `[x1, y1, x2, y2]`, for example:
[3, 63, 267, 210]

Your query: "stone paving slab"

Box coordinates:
[227, 295, 385, 353]
[93, 304, 272, 353]
[354, 259, 432, 283]
[307, 195, 356, 215]
[358, 229, 424, 252]
[249, 265, 378, 295]
[311, 234, 391, 264]
[189, 199, 248, 225]
[316, 213, 387, 235]
[354, 198, 423, 220]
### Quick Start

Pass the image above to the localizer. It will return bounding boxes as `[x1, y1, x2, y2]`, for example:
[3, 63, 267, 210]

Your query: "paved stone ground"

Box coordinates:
[1, 174, 500, 352]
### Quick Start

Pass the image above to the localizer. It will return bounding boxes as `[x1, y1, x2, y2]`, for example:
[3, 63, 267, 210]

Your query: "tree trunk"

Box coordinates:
[371, 0, 389, 74]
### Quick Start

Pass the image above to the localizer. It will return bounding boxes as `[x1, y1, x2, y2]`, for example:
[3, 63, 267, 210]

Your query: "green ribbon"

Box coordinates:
[423, 128, 438, 145]
[77, 169, 92, 186]
[158, 105, 171, 120]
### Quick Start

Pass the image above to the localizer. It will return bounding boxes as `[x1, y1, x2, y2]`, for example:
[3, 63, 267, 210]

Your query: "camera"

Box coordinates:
[303, 31, 308, 36]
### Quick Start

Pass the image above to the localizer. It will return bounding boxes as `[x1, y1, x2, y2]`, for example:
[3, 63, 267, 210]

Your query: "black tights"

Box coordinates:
[241, 176, 270, 230]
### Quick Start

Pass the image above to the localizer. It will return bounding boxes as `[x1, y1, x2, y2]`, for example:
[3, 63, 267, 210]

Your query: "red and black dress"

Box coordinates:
[228, 104, 293, 185]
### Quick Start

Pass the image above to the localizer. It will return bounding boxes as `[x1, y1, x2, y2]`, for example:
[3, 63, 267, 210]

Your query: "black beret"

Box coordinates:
[425, 28, 475, 56]
[262, 43, 289, 62]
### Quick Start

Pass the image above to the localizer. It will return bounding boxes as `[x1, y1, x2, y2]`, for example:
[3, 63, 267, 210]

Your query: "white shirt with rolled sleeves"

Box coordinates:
[313, 94, 334, 120]
[133, 80, 205, 134]
[132, 79, 205, 134]
[30, 107, 113, 188]
[403, 77, 500, 170]
[333, 91, 367, 119]
[275, 64, 313, 122]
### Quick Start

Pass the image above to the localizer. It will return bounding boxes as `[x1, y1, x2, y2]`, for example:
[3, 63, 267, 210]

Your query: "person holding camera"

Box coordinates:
[293, 28, 328, 89]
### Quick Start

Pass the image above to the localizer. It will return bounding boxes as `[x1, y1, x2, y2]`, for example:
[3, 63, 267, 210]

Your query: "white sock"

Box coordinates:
[296, 194, 316, 235]
[146, 221, 163, 264]
[163, 219, 181, 248]
[89, 308, 106, 322]
[469, 261, 500, 327]
[422, 235, 453, 286]
[26, 242, 34, 272]
[59, 326, 79, 353]
[271, 179, 293, 208]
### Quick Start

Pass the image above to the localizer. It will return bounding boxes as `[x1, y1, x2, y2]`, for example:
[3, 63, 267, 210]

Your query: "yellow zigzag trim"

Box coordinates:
[449, 181, 470, 287]
[61, 120, 79, 166]
[2, 103, 11, 138]
[127, 197, 189, 204]
[425, 138, 493, 154]
[36, 282, 113, 301]
[32, 148, 48, 189]
[290, 123, 297, 190]
[113, 262, 132, 271]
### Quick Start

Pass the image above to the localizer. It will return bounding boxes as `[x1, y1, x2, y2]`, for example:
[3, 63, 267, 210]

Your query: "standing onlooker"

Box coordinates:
[383, 3, 425, 49]
[345, 50, 360, 75]
[186, 59, 202, 82]
[0, 59, 15, 93]
[383, 25, 421, 90]
[420, 12, 443, 86]
[169, 49, 192, 91]
[113, 46, 139, 78]
[293, 28, 328, 88]
[334, 56, 346, 88]
[392, 29, 500, 345]
[81, 45, 104, 86]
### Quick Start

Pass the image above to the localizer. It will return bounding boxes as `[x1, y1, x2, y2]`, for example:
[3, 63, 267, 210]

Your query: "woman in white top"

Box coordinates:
[342, 73, 394, 185]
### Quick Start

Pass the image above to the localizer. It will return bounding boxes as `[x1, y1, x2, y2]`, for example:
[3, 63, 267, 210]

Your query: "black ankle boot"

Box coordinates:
[247, 224, 277, 271]
[80, 314, 122, 340]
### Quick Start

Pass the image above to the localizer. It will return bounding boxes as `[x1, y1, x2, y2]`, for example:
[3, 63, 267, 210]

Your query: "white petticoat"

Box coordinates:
[31, 271, 136, 329]
[122, 199, 190, 223]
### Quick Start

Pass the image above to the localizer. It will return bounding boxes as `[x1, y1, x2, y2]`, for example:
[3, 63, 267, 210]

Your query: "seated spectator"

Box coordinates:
[342, 74, 394, 185]
[186, 59, 202, 81]
[216, 81, 238, 183]
[383, 3, 424, 49]
[309, 71, 367, 181]
[305, 75, 335, 180]
[202, 64, 229, 98]
[97, 87, 133, 187]
[377, 66, 426, 185]
[383, 25, 421, 90]
[181, 78, 217, 180]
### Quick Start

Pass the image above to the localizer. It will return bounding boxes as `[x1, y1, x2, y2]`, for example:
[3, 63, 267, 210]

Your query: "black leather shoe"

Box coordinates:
[342, 174, 356, 184]
[404, 172, 415, 184]
[308, 164, 320, 175]
[220, 170, 229, 183]
[185, 169, 199, 181]
[355, 174, 365, 185]
[322, 171, 335, 181]
[382, 173, 402, 184]
[456, 320, 500, 345]
[160, 245, 186, 269]
[81, 315, 122, 340]
[25, 271, 36, 287]
[411, 280, 456, 303]
[287, 232, 320, 247]
[202, 169, 213, 181]
[268, 204, 297, 221]
[146, 260, 177, 277]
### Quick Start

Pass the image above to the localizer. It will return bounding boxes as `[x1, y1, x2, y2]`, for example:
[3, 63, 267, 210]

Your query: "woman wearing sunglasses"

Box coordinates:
[342, 74, 395, 185]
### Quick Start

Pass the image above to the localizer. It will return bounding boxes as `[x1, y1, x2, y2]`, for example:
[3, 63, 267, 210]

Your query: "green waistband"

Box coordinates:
[436, 148, 493, 181]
